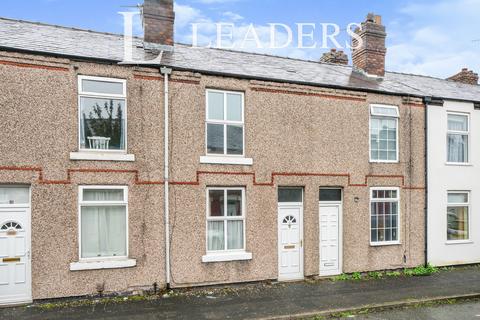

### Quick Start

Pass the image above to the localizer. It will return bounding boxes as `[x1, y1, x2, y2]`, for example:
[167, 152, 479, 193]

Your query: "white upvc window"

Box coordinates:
[78, 76, 127, 152]
[205, 90, 245, 157]
[447, 113, 469, 164]
[370, 187, 400, 245]
[447, 191, 470, 242]
[370, 105, 399, 163]
[206, 187, 246, 252]
[78, 186, 128, 260]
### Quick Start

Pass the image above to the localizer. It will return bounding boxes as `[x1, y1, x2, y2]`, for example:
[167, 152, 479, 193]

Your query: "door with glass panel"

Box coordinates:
[0, 186, 31, 306]
[278, 188, 303, 281]
[319, 188, 342, 277]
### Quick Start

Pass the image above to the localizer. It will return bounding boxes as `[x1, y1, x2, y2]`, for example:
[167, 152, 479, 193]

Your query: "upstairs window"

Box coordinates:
[206, 90, 244, 156]
[370, 105, 399, 162]
[78, 76, 127, 152]
[447, 113, 469, 164]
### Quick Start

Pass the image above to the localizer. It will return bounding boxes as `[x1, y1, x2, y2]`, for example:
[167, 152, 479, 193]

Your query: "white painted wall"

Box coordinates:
[428, 100, 480, 266]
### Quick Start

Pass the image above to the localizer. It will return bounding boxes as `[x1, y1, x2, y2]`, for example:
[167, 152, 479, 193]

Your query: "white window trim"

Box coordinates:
[204, 89, 246, 161]
[77, 75, 129, 154]
[446, 112, 470, 165]
[76, 186, 131, 265]
[369, 104, 399, 163]
[446, 191, 471, 244]
[70, 151, 135, 162]
[70, 259, 136, 271]
[200, 156, 253, 166]
[202, 252, 252, 263]
[370, 187, 401, 246]
[203, 187, 252, 263]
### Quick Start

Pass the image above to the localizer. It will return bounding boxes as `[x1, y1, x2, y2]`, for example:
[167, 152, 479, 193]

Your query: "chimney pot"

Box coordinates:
[320, 48, 349, 65]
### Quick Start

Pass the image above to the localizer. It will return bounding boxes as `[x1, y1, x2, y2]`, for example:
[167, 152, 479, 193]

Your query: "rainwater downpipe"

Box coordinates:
[160, 66, 172, 287]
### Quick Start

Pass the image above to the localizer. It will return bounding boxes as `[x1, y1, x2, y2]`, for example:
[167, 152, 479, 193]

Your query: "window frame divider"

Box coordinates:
[77, 185, 129, 262]
[369, 186, 401, 246]
[369, 104, 400, 163]
[205, 187, 247, 254]
[205, 89, 245, 157]
[446, 111, 470, 164]
[77, 75, 128, 153]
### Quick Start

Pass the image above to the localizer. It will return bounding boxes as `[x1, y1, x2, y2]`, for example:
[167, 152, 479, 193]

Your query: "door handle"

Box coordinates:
[300, 240, 303, 248]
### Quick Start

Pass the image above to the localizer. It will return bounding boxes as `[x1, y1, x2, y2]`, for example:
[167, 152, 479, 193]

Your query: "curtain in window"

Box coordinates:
[81, 206, 126, 258]
[447, 134, 467, 162]
[207, 221, 224, 251]
[83, 189, 123, 201]
[227, 221, 243, 249]
[447, 114, 468, 163]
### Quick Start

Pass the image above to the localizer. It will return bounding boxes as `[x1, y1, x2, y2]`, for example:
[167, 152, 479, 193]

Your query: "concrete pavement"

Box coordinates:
[1, 266, 480, 320]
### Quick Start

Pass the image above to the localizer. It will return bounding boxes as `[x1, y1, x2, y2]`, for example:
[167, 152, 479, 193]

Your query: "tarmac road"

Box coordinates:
[346, 300, 480, 320]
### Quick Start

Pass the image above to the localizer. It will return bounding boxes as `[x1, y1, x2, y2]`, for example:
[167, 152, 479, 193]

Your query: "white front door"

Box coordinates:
[0, 208, 31, 305]
[319, 204, 341, 276]
[278, 206, 303, 281]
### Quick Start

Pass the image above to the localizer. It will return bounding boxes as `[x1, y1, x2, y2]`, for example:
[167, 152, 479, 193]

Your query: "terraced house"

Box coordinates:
[0, 0, 479, 306]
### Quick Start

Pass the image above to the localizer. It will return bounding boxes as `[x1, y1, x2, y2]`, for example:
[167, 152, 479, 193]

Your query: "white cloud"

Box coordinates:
[174, 3, 205, 28]
[222, 11, 244, 22]
[174, 3, 324, 60]
[386, 0, 480, 78]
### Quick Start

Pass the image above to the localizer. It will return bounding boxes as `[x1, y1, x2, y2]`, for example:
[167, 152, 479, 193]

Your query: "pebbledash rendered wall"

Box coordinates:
[0, 51, 167, 299]
[0, 49, 426, 298]
[166, 75, 426, 286]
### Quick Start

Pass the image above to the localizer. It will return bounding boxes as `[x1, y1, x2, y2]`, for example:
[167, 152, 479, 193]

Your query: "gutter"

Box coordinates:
[160, 66, 173, 287]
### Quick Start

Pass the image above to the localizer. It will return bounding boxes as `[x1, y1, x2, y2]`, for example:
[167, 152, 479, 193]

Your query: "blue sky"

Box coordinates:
[2, 0, 480, 78]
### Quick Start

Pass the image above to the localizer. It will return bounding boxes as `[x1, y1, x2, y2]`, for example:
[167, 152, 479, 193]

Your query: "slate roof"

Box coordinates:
[1, 17, 479, 102]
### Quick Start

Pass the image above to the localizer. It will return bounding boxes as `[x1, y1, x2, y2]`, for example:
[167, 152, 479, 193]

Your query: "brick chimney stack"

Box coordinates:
[351, 13, 387, 77]
[447, 68, 479, 85]
[320, 48, 349, 65]
[143, 0, 175, 48]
